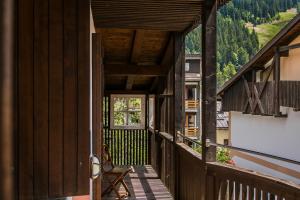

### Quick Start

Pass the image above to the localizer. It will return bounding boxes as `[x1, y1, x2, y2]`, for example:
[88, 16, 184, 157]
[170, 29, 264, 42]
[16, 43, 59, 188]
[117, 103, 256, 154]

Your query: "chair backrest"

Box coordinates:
[102, 144, 114, 172]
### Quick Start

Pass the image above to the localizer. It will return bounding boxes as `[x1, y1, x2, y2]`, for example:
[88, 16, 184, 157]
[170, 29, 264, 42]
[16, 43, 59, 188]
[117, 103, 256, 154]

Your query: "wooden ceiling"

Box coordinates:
[92, 0, 228, 31]
[100, 29, 169, 65]
[91, 0, 229, 92]
[100, 28, 170, 92]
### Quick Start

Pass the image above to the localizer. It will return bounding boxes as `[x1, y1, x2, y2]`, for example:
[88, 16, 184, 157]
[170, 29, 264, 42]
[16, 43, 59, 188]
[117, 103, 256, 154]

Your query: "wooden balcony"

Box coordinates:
[102, 165, 172, 200]
[185, 127, 199, 137]
[185, 100, 199, 110]
[102, 127, 300, 200]
[149, 130, 300, 200]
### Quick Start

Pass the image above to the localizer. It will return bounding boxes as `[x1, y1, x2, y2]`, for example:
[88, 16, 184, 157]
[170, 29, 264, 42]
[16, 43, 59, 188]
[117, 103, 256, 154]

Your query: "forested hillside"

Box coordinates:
[220, 0, 299, 24]
[185, 0, 300, 88]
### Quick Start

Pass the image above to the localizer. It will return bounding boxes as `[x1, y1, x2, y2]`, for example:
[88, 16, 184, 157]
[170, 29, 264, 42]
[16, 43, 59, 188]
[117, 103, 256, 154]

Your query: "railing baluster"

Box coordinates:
[129, 130, 132, 165]
[102, 128, 149, 166]
[140, 129, 143, 165]
[121, 129, 124, 165]
[215, 177, 221, 199]
[255, 188, 261, 200]
[234, 182, 241, 200]
[261, 191, 267, 200]
[241, 185, 247, 200]
[137, 129, 140, 165]
[220, 179, 228, 200]
[229, 180, 234, 200]
[125, 129, 128, 166]
[144, 130, 146, 164]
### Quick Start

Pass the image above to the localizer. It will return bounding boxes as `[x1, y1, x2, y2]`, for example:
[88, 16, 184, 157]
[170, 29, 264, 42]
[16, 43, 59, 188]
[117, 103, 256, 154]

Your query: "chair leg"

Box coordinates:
[112, 184, 123, 200]
[121, 180, 131, 196]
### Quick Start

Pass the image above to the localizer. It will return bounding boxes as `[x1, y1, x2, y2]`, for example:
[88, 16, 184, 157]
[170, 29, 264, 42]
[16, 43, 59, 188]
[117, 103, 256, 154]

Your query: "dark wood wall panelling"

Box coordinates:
[280, 81, 300, 110]
[0, 0, 15, 199]
[17, 0, 90, 199]
[92, 33, 103, 200]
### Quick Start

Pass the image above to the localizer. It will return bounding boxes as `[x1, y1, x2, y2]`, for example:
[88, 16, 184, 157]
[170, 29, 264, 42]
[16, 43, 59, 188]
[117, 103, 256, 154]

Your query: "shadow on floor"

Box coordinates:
[102, 165, 173, 200]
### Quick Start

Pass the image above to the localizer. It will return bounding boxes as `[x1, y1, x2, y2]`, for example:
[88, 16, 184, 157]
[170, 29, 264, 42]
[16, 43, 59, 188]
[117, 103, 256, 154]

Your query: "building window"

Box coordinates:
[110, 94, 145, 129]
[186, 114, 196, 127]
[185, 62, 190, 72]
[224, 139, 229, 145]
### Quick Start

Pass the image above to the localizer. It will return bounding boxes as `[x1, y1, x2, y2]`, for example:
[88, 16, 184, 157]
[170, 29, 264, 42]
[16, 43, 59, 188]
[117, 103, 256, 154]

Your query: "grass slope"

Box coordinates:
[254, 10, 297, 47]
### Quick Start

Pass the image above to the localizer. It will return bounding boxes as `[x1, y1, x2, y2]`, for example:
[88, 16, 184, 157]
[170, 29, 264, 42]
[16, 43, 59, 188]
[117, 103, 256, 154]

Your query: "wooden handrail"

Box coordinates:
[207, 162, 300, 197]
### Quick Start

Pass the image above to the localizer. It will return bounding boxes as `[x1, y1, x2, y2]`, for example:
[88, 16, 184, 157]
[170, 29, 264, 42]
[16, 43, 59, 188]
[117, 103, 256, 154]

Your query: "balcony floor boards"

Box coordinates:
[102, 165, 173, 200]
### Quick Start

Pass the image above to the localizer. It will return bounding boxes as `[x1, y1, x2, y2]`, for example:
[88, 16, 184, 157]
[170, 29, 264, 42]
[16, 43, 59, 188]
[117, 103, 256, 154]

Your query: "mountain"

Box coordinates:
[185, 0, 300, 88]
[252, 9, 298, 47]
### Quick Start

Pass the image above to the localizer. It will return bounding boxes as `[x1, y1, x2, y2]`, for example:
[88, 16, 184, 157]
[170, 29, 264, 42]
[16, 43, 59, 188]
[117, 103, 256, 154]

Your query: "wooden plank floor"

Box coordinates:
[102, 165, 173, 200]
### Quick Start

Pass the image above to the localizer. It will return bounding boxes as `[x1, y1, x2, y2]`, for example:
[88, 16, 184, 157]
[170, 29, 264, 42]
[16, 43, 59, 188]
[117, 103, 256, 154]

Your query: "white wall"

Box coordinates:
[231, 108, 300, 184]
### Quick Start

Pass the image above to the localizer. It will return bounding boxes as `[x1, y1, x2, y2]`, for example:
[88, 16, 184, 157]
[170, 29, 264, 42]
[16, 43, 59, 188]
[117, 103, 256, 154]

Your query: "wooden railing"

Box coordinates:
[185, 127, 199, 137]
[103, 128, 150, 165]
[206, 162, 300, 200]
[185, 100, 199, 110]
[150, 130, 175, 195]
[150, 130, 300, 200]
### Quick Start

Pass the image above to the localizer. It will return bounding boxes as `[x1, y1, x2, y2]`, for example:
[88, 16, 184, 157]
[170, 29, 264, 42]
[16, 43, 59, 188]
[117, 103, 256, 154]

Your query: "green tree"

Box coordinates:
[223, 62, 237, 81]
[237, 47, 249, 66]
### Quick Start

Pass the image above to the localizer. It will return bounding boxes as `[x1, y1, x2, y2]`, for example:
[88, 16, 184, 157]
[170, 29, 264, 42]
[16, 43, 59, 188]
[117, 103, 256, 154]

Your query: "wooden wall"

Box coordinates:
[16, 0, 90, 198]
[176, 144, 205, 200]
[0, 0, 15, 199]
[222, 79, 300, 115]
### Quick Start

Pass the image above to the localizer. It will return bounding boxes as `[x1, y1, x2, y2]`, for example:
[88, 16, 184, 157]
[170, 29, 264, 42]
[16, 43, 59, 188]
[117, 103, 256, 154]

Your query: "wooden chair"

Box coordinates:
[101, 144, 132, 199]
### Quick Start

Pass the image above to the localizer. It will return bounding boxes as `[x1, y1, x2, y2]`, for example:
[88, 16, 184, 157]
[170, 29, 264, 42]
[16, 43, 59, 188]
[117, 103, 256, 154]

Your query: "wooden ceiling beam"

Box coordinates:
[150, 77, 160, 92]
[130, 30, 145, 64]
[125, 76, 135, 90]
[105, 64, 165, 77]
[160, 35, 173, 67]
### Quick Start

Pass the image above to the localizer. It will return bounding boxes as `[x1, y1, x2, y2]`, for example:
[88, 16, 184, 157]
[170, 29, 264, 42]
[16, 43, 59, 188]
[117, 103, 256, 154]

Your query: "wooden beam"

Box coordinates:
[279, 43, 300, 52]
[0, 0, 14, 199]
[173, 32, 185, 200]
[252, 65, 273, 113]
[274, 48, 281, 116]
[173, 33, 185, 136]
[160, 35, 173, 66]
[105, 90, 148, 95]
[130, 30, 145, 64]
[92, 33, 102, 200]
[149, 77, 160, 93]
[242, 76, 254, 113]
[201, 0, 217, 164]
[125, 76, 134, 90]
[253, 86, 265, 114]
[104, 64, 165, 77]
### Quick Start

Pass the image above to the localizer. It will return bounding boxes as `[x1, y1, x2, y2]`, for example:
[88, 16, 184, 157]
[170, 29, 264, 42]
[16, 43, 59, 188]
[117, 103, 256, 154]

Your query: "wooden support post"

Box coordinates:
[0, 0, 15, 199]
[196, 82, 201, 138]
[173, 32, 185, 139]
[173, 32, 185, 200]
[201, 0, 217, 163]
[92, 33, 103, 200]
[274, 48, 281, 116]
